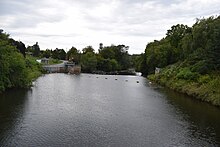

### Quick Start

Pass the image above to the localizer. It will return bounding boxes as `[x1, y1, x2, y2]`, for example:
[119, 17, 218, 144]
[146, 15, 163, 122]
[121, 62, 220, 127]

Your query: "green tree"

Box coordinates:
[166, 24, 191, 48]
[42, 49, 52, 58]
[33, 42, 40, 57]
[52, 48, 66, 60]
[8, 39, 26, 57]
[81, 52, 97, 72]
[99, 46, 115, 59]
[141, 15, 220, 75]
[192, 16, 220, 70]
[109, 59, 119, 71]
[0, 31, 29, 91]
[130, 54, 143, 72]
[82, 46, 95, 54]
[67, 46, 81, 64]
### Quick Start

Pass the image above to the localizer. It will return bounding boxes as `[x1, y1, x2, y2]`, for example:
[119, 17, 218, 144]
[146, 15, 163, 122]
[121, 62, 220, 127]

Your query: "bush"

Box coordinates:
[198, 74, 211, 84]
[49, 59, 62, 65]
[176, 68, 199, 81]
[0, 31, 42, 92]
[25, 56, 43, 81]
[190, 60, 209, 74]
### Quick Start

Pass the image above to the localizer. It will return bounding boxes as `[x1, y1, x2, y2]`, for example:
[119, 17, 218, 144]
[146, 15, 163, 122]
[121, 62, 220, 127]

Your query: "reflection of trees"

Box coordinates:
[161, 88, 220, 144]
[0, 89, 28, 144]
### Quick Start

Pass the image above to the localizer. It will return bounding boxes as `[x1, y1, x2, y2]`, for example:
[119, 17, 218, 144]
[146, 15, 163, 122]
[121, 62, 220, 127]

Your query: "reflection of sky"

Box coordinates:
[0, 74, 220, 146]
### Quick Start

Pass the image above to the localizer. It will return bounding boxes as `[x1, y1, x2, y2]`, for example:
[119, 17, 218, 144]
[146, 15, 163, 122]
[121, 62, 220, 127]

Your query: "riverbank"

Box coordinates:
[148, 64, 220, 106]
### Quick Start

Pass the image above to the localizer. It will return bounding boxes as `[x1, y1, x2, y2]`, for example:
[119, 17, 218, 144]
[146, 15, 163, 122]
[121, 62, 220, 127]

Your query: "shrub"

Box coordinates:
[176, 68, 199, 81]
[198, 74, 211, 84]
[190, 60, 209, 74]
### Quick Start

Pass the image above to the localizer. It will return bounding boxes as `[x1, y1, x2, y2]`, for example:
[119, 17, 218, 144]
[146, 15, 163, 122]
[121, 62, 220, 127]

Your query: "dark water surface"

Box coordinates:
[0, 73, 220, 146]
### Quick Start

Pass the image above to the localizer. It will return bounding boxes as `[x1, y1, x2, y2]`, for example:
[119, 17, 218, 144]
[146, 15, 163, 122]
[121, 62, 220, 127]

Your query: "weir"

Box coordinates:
[43, 62, 81, 74]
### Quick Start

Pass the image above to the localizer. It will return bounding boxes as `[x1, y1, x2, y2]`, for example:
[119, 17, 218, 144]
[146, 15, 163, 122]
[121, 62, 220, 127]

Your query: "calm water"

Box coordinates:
[0, 73, 220, 146]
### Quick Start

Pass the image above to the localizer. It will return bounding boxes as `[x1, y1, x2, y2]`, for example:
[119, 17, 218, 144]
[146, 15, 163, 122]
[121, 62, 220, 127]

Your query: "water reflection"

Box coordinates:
[0, 74, 220, 146]
[0, 89, 29, 144]
[160, 88, 220, 145]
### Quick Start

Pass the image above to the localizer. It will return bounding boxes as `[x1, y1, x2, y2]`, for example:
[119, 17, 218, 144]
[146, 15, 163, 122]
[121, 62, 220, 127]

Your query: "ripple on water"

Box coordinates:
[0, 73, 220, 146]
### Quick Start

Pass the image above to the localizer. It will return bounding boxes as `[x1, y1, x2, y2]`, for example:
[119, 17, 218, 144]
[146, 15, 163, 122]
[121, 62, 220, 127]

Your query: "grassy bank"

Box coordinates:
[148, 63, 220, 106]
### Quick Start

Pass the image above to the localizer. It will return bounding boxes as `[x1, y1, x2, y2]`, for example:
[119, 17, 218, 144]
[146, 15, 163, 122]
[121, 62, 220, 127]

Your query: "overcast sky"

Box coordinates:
[0, 0, 219, 54]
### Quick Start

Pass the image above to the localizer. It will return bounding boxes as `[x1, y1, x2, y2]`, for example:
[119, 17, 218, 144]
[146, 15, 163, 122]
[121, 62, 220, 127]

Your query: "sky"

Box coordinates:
[0, 0, 219, 54]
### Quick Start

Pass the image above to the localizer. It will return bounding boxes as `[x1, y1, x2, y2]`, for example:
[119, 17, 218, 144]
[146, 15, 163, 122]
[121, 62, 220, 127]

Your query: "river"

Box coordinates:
[0, 73, 220, 146]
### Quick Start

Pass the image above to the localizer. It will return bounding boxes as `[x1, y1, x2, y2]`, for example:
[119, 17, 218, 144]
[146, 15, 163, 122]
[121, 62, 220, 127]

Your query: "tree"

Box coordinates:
[98, 44, 131, 70]
[141, 15, 220, 75]
[140, 53, 148, 75]
[26, 45, 33, 52]
[99, 46, 115, 59]
[66, 46, 81, 64]
[166, 24, 191, 48]
[180, 33, 193, 59]
[109, 59, 119, 71]
[16, 41, 26, 57]
[33, 42, 40, 57]
[52, 48, 66, 60]
[0, 31, 29, 91]
[81, 52, 97, 73]
[8, 39, 26, 57]
[130, 54, 143, 72]
[99, 43, 103, 50]
[82, 46, 95, 54]
[42, 49, 52, 58]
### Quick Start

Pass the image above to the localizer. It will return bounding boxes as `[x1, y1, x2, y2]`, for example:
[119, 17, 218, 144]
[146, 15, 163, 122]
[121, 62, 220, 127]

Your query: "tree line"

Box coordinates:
[140, 16, 220, 76]
[1, 15, 219, 92]
[28, 43, 141, 73]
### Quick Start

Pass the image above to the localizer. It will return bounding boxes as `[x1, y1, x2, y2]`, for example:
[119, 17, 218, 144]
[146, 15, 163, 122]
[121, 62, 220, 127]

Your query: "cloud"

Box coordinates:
[0, 0, 219, 54]
[0, 0, 66, 29]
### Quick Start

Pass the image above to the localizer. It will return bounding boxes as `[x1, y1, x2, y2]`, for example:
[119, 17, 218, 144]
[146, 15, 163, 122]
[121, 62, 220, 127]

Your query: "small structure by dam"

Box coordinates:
[43, 61, 81, 74]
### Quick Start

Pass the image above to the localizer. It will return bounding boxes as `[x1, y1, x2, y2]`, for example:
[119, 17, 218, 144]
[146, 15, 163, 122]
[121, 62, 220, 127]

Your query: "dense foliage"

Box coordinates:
[39, 44, 137, 73]
[0, 30, 42, 92]
[140, 16, 220, 75]
[142, 16, 220, 105]
[80, 45, 132, 73]
[51, 48, 66, 60]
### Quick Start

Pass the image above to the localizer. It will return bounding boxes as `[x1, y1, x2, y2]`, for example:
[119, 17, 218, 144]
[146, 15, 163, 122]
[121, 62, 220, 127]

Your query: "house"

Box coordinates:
[41, 58, 49, 65]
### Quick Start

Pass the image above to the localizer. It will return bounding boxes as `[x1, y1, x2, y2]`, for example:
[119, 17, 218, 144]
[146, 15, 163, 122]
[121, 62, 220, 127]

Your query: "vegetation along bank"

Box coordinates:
[1, 16, 220, 107]
[139, 16, 220, 106]
[0, 30, 43, 93]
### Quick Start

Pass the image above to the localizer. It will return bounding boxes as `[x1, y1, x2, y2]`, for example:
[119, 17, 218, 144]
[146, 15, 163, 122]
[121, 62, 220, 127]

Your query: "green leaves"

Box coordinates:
[141, 15, 220, 75]
[176, 68, 199, 81]
[81, 52, 97, 73]
[66, 47, 80, 64]
[0, 31, 42, 92]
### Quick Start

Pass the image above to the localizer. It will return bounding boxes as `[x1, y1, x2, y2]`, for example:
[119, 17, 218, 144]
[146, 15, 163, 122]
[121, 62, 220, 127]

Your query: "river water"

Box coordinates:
[0, 73, 220, 146]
